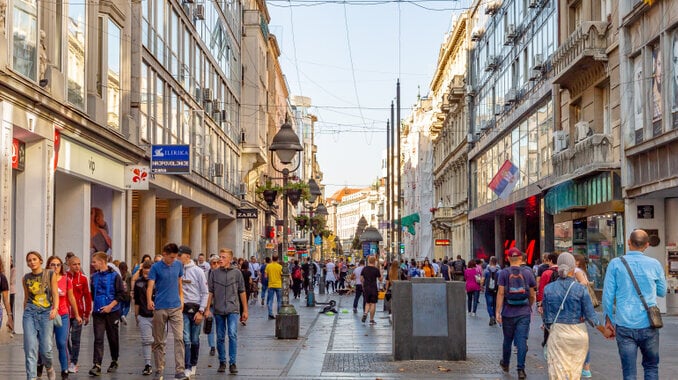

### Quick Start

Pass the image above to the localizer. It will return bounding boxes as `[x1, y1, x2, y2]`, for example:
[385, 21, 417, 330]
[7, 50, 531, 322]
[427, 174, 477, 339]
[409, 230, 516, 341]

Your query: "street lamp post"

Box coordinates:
[270, 120, 303, 339]
[307, 200, 327, 306]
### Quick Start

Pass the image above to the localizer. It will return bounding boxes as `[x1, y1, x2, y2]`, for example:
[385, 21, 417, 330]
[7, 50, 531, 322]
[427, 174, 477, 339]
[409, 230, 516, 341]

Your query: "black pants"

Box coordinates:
[338, 272, 347, 289]
[352, 285, 364, 310]
[93, 310, 121, 365]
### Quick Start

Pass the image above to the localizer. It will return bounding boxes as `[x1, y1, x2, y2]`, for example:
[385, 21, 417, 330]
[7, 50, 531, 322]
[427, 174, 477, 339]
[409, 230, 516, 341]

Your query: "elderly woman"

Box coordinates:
[543, 253, 611, 380]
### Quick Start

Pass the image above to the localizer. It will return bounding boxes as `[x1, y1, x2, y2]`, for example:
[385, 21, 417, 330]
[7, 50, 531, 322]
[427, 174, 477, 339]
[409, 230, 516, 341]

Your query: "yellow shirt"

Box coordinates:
[265, 262, 283, 288]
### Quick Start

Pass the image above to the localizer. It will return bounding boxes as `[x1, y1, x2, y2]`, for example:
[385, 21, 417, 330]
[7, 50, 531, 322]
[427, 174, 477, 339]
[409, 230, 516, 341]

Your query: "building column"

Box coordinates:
[167, 199, 182, 245]
[219, 218, 240, 258]
[139, 189, 156, 256]
[0, 118, 13, 304]
[206, 214, 219, 255]
[494, 214, 504, 264]
[111, 190, 126, 262]
[541, 198, 555, 255]
[189, 208, 203, 253]
[515, 207, 526, 252]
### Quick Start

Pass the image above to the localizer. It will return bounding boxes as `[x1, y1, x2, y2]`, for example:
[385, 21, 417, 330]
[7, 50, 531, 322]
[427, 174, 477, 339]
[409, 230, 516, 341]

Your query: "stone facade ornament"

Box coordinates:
[39, 29, 48, 80]
[0, 0, 7, 36]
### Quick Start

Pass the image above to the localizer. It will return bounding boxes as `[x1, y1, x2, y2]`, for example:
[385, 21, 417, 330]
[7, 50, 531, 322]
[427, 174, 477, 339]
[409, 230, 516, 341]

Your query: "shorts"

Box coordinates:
[364, 289, 378, 304]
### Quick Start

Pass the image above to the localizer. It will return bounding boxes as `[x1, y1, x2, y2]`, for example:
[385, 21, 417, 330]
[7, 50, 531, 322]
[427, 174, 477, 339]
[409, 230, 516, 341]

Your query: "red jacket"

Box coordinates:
[68, 271, 92, 319]
[537, 266, 558, 303]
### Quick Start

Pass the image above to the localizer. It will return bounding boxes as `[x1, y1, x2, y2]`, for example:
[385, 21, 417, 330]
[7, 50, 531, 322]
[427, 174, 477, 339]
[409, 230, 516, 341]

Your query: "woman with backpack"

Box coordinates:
[290, 260, 303, 299]
[464, 259, 483, 316]
[484, 257, 500, 325]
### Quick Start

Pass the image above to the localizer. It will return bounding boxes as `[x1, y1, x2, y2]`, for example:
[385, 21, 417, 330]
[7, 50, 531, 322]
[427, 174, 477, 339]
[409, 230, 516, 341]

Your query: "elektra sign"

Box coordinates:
[151, 145, 191, 174]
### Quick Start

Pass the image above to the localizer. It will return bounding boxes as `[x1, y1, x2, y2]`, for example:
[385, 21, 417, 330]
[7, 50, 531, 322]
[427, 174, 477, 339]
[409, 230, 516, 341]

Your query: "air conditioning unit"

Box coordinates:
[485, 0, 501, 15]
[504, 88, 517, 104]
[212, 162, 224, 177]
[465, 85, 474, 94]
[202, 88, 213, 101]
[467, 133, 475, 143]
[529, 69, 542, 81]
[194, 4, 205, 20]
[471, 28, 485, 41]
[554, 130, 569, 153]
[213, 109, 222, 123]
[504, 24, 517, 45]
[575, 121, 591, 142]
[238, 182, 247, 198]
[532, 54, 544, 70]
[528, 0, 539, 8]
[494, 104, 504, 116]
[485, 56, 499, 72]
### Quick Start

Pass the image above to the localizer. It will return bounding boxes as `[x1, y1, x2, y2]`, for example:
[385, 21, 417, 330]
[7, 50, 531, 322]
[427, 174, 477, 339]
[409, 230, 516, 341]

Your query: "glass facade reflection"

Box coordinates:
[13, 0, 38, 81]
[67, 1, 86, 108]
[106, 20, 121, 131]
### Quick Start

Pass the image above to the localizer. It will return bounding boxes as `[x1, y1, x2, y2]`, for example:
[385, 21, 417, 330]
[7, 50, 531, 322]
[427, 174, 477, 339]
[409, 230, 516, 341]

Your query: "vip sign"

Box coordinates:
[125, 165, 150, 190]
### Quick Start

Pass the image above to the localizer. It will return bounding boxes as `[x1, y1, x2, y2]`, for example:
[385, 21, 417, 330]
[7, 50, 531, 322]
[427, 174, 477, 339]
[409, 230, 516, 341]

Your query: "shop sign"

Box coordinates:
[57, 137, 125, 189]
[287, 247, 296, 256]
[236, 208, 258, 219]
[637, 205, 654, 219]
[150, 144, 190, 174]
[12, 138, 25, 171]
[124, 165, 149, 190]
[434, 239, 450, 246]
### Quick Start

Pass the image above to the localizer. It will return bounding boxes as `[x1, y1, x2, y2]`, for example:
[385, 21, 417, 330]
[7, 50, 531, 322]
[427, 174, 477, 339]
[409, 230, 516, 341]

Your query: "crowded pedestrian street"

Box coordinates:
[2, 291, 676, 379]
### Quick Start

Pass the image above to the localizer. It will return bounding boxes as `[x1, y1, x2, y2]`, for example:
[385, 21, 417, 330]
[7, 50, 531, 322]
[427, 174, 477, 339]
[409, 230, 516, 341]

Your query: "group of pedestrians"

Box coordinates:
[17, 244, 250, 380]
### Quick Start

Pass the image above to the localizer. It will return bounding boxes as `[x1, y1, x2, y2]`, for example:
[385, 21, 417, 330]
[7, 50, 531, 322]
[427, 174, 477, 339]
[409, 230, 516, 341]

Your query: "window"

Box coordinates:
[672, 30, 678, 129]
[106, 19, 122, 131]
[12, 0, 38, 80]
[632, 54, 644, 143]
[67, 1, 86, 108]
[140, 63, 149, 142]
[651, 43, 662, 136]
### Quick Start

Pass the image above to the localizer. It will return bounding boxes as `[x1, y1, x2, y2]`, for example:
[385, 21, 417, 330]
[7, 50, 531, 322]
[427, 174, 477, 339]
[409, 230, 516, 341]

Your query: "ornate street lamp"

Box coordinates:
[270, 120, 303, 339]
[306, 197, 327, 305]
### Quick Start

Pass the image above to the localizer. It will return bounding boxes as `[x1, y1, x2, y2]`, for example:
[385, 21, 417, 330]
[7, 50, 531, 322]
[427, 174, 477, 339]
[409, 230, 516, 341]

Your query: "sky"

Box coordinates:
[267, 0, 472, 197]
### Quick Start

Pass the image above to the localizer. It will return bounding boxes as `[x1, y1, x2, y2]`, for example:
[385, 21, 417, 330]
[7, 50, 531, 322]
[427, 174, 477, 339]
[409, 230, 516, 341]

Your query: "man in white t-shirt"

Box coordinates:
[351, 259, 366, 313]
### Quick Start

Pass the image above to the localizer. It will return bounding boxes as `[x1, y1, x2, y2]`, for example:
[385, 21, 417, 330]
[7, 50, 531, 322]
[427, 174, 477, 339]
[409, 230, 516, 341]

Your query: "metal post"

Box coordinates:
[396, 79, 402, 260]
[280, 169, 294, 311]
[306, 206, 316, 306]
[386, 119, 391, 264]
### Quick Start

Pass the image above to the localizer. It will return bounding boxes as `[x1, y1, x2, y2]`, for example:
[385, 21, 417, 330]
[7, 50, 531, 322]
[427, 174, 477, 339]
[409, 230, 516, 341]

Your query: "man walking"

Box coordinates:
[352, 259, 365, 313]
[360, 256, 382, 325]
[205, 248, 247, 374]
[147, 243, 187, 380]
[495, 248, 536, 380]
[452, 255, 466, 281]
[603, 229, 666, 380]
[264, 255, 283, 320]
[179, 246, 208, 378]
[483, 257, 500, 326]
[67, 255, 91, 374]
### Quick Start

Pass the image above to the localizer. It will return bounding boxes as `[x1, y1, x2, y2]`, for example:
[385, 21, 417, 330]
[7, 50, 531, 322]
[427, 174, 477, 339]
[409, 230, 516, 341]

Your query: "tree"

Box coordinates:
[351, 216, 369, 250]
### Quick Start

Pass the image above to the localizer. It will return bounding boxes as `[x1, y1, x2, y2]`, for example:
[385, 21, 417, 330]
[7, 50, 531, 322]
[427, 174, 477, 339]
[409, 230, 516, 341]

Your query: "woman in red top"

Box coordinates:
[46, 256, 81, 379]
[464, 259, 483, 316]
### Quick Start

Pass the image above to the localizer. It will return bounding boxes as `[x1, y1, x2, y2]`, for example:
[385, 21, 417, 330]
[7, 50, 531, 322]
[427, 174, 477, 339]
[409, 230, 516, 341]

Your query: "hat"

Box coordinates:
[178, 245, 192, 255]
[507, 247, 523, 258]
[209, 255, 220, 263]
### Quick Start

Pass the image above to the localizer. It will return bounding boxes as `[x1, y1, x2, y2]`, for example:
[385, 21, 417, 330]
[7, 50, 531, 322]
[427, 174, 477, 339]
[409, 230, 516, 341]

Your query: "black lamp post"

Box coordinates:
[270, 120, 303, 339]
[306, 192, 327, 306]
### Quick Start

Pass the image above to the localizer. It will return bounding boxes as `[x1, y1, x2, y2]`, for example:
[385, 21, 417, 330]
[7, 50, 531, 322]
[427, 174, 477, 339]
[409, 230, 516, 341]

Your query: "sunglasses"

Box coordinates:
[49, 263, 62, 267]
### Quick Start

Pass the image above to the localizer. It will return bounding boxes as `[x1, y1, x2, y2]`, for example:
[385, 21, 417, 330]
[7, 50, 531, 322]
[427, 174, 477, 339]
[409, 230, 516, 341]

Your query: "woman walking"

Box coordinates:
[240, 260, 252, 325]
[118, 262, 132, 325]
[543, 253, 611, 380]
[45, 256, 82, 379]
[23, 251, 60, 380]
[464, 259, 482, 316]
[573, 254, 594, 378]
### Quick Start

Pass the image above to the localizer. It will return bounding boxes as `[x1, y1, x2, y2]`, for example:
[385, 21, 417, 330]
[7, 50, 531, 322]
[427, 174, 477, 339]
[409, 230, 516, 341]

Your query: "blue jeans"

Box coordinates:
[23, 304, 54, 380]
[207, 307, 215, 348]
[485, 292, 497, 319]
[120, 300, 131, 317]
[54, 314, 70, 372]
[261, 282, 268, 304]
[467, 291, 480, 313]
[615, 325, 660, 380]
[501, 314, 531, 370]
[214, 314, 239, 365]
[267, 288, 282, 316]
[182, 313, 202, 368]
[69, 318, 84, 365]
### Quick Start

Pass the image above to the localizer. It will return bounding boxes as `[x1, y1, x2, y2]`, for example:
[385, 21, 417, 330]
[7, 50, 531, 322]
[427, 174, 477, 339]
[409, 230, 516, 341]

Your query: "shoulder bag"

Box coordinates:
[620, 257, 662, 329]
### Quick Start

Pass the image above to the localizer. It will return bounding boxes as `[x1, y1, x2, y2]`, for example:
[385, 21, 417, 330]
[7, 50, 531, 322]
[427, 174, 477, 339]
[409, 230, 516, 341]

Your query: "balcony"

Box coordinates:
[447, 75, 465, 105]
[552, 22, 609, 92]
[552, 133, 617, 178]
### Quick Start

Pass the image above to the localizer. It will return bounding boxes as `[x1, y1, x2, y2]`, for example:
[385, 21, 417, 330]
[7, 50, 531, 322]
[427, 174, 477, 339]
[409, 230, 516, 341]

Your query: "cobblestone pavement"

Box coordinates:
[1, 289, 677, 379]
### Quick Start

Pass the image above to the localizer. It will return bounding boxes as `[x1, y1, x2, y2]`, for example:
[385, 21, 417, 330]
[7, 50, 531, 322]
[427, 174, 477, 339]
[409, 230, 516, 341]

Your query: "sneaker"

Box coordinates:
[499, 360, 509, 372]
[190, 367, 196, 376]
[217, 362, 227, 373]
[369, 320, 376, 325]
[353, 308, 357, 313]
[517, 369, 527, 379]
[61, 370, 69, 380]
[88, 365, 101, 377]
[184, 369, 192, 379]
[582, 369, 592, 378]
[229, 364, 238, 374]
[107, 361, 118, 373]
[68, 363, 78, 374]
[175, 372, 189, 380]
[120, 316, 127, 325]
[209, 347, 216, 356]
[142, 365, 153, 376]
[361, 314, 367, 323]
[153, 372, 164, 380]
[46, 367, 56, 380]
[241, 320, 246, 326]
[268, 315, 276, 320]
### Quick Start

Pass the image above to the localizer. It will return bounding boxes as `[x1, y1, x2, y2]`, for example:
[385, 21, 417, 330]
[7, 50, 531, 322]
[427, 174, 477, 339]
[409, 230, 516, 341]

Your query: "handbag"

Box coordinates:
[53, 315, 62, 328]
[620, 257, 663, 329]
[203, 315, 213, 334]
[586, 282, 600, 308]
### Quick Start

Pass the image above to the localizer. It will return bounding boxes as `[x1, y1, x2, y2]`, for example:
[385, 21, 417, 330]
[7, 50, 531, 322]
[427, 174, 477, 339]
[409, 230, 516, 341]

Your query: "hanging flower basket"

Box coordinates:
[262, 190, 278, 206]
[295, 215, 310, 230]
[286, 188, 302, 206]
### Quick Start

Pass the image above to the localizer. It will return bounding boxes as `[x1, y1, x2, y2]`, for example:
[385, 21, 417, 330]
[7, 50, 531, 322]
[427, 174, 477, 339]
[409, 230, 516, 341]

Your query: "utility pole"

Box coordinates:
[386, 119, 391, 263]
[390, 100, 395, 262]
[396, 79, 402, 260]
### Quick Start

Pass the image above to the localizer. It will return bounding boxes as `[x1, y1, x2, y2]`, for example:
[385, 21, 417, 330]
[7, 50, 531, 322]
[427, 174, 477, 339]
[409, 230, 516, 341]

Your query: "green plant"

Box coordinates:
[255, 180, 282, 195]
[295, 215, 310, 230]
[283, 181, 311, 201]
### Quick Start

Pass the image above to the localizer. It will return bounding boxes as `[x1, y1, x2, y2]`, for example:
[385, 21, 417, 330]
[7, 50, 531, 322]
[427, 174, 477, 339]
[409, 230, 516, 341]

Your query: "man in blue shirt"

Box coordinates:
[147, 243, 187, 380]
[495, 247, 536, 380]
[603, 229, 666, 380]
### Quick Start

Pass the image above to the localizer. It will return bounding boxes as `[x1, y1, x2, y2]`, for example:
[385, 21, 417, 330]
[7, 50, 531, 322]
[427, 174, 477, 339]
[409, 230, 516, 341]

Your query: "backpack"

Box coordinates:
[505, 267, 529, 306]
[486, 268, 498, 292]
[453, 260, 465, 274]
[292, 266, 302, 280]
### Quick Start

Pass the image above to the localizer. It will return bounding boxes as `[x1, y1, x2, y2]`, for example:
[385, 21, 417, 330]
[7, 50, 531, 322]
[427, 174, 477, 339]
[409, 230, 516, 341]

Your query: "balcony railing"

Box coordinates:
[552, 133, 616, 178]
[552, 22, 609, 88]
